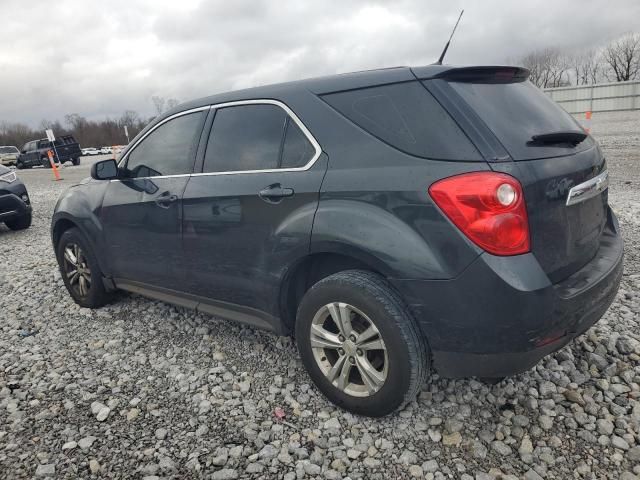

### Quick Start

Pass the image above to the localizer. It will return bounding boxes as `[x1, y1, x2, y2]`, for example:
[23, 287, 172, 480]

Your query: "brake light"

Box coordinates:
[429, 172, 530, 256]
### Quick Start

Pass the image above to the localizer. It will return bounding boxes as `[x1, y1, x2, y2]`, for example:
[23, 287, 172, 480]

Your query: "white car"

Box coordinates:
[99, 147, 112, 155]
[0, 145, 20, 166]
[81, 147, 100, 156]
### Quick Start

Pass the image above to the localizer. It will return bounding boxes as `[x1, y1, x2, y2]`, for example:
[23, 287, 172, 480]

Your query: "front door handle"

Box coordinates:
[258, 184, 294, 204]
[155, 191, 178, 208]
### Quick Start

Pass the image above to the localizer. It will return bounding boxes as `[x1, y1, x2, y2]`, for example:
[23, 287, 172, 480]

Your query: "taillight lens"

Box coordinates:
[429, 172, 530, 256]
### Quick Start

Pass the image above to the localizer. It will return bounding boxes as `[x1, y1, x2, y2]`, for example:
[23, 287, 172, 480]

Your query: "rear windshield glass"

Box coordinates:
[322, 81, 481, 161]
[448, 80, 593, 160]
[0, 146, 19, 154]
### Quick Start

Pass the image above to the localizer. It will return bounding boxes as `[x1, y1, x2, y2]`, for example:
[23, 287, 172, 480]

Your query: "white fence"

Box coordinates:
[544, 80, 640, 114]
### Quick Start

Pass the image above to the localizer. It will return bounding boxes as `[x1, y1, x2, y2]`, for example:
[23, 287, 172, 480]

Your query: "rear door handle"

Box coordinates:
[258, 184, 294, 204]
[155, 191, 178, 208]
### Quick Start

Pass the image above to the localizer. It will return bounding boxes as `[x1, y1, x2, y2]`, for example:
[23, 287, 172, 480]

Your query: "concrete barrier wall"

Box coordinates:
[544, 80, 640, 114]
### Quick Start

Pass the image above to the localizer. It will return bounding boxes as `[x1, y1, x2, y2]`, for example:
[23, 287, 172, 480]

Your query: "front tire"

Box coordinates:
[5, 212, 32, 231]
[56, 228, 112, 308]
[296, 270, 428, 417]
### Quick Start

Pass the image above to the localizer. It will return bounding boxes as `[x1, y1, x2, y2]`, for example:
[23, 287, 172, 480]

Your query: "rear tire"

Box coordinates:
[56, 228, 113, 308]
[296, 270, 428, 417]
[5, 212, 32, 231]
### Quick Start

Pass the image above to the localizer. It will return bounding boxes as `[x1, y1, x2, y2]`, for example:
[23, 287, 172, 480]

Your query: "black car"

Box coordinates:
[51, 65, 623, 417]
[0, 165, 32, 230]
[17, 135, 81, 169]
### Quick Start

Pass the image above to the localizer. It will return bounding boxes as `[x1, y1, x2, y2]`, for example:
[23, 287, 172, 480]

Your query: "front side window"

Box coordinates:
[125, 111, 204, 178]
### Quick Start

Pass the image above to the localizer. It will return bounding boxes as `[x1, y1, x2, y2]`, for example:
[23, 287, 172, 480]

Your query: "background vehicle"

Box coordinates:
[17, 135, 81, 168]
[0, 146, 20, 166]
[51, 65, 623, 417]
[99, 146, 112, 154]
[81, 147, 100, 156]
[0, 165, 32, 230]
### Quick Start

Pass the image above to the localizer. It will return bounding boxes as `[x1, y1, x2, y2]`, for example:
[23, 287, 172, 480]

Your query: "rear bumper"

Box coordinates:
[0, 184, 32, 222]
[392, 207, 624, 378]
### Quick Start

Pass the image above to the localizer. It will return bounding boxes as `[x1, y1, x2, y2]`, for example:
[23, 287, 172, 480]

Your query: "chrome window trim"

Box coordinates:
[115, 99, 322, 180]
[117, 106, 210, 169]
[566, 170, 609, 206]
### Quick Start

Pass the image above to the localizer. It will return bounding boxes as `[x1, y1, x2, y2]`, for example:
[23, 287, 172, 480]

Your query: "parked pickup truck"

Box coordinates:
[17, 135, 82, 169]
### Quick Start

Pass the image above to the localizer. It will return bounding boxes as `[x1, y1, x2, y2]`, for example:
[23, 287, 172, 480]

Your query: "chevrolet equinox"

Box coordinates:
[52, 65, 623, 417]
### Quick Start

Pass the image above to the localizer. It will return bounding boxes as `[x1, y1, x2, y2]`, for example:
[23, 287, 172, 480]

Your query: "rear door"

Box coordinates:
[427, 70, 607, 282]
[182, 101, 325, 322]
[23, 141, 39, 166]
[100, 109, 207, 290]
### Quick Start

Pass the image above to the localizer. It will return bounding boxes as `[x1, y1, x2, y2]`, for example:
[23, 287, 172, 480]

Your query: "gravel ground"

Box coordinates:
[1, 112, 639, 480]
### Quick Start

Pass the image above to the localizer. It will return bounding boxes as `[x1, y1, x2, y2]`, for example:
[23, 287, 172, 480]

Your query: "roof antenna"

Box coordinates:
[435, 9, 464, 65]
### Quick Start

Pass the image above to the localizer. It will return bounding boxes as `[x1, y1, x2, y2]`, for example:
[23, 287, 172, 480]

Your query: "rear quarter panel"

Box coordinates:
[306, 102, 488, 280]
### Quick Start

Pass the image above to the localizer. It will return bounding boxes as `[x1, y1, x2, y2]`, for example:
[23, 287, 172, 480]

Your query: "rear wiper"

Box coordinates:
[529, 131, 588, 146]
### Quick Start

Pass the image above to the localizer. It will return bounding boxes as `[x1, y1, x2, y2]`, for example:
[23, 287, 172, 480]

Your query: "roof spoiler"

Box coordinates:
[414, 66, 530, 83]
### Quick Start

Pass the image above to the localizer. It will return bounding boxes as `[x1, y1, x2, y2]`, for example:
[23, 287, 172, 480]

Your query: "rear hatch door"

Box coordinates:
[423, 68, 608, 283]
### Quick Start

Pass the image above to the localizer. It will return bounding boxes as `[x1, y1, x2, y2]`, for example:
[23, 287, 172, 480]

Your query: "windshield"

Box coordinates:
[0, 146, 19, 154]
[448, 80, 593, 160]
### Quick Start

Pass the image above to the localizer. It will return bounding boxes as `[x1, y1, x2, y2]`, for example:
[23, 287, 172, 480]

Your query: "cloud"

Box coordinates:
[1, 0, 639, 126]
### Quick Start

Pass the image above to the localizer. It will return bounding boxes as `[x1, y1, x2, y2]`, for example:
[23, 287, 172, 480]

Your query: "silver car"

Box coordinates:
[0, 146, 20, 166]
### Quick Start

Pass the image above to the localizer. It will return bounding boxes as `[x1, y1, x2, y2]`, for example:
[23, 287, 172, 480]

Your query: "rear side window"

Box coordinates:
[322, 81, 480, 160]
[281, 118, 315, 168]
[203, 103, 317, 173]
[448, 80, 593, 160]
[204, 104, 286, 173]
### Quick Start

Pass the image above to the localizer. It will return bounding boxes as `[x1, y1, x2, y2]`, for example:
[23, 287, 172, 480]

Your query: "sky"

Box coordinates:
[2, 0, 639, 127]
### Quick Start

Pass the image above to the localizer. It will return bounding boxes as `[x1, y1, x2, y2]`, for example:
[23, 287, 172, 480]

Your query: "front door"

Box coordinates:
[100, 109, 207, 291]
[182, 102, 325, 323]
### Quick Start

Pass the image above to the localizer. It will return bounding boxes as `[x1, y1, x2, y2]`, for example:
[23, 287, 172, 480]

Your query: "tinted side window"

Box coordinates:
[281, 118, 315, 168]
[204, 104, 286, 173]
[38, 140, 50, 149]
[126, 111, 204, 178]
[322, 81, 480, 160]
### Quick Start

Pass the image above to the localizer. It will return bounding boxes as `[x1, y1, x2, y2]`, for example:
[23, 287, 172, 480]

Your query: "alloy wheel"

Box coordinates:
[310, 302, 388, 397]
[62, 243, 92, 297]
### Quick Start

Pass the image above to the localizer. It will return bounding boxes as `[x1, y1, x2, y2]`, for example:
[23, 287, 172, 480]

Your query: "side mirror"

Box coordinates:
[91, 159, 119, 180]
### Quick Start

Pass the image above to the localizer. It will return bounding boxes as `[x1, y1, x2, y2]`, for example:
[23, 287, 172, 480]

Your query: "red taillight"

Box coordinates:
[429, 172, 530, 256]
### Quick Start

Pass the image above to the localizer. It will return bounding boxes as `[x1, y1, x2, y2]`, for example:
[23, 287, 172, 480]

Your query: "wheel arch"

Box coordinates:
[51, 216, 78, 248]
[51, 213, 111, 279]
[278, 248, 391, 334]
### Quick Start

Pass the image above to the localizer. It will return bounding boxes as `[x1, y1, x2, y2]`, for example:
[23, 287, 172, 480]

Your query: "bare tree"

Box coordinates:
[569, 49, 602, 85]
[519, 48, 570, 88]
[166, 98, 180, 110]
[151, 96, 166, 116]
[0, 112, 150, 150]
[602, 33, 640, 82]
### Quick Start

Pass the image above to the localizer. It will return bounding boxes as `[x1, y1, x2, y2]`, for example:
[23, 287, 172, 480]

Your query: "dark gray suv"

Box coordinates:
[51, 65, 623, 416]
